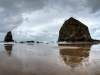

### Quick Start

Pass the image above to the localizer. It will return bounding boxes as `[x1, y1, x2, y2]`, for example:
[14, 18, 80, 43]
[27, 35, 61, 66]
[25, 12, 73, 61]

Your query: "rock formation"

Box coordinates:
[4, 31, 14, 42]
[58, 17, 92, 42]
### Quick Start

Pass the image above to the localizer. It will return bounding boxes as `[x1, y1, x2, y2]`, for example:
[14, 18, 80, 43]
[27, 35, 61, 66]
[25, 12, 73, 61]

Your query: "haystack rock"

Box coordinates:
[4, 31, 14, 42]
[58, 17, 92, 42]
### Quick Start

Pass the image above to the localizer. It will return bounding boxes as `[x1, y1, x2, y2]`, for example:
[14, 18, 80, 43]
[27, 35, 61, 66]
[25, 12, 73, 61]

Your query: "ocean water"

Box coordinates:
[0, 42, 100, 75]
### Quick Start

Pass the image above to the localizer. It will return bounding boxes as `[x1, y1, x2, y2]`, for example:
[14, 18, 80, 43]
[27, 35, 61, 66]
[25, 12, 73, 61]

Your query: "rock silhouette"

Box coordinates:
[4, 31, 14, 42]
[58, 17, 92, 42]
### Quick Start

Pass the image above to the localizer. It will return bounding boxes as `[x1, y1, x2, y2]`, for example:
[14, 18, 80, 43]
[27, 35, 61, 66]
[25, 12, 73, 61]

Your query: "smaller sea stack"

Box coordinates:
[4, 31, 14, 42]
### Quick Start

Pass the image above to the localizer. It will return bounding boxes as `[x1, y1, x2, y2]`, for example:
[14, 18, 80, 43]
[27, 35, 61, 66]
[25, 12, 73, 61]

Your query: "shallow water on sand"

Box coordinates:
[0, 42, 100, 75]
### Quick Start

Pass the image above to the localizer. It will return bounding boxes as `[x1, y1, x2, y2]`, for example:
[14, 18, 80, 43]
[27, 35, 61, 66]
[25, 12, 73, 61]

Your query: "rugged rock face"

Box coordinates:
[4, 31, 14, 42]
[58, 17, 92, 42]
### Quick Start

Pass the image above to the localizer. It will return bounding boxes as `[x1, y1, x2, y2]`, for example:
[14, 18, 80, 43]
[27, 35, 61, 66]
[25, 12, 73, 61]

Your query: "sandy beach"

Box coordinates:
[0, 42, 100, 75]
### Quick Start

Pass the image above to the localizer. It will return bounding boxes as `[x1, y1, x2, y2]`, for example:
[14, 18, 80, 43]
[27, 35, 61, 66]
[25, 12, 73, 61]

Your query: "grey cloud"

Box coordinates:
[2, 16, 22, 24]
[0, 0, 88, 33]
[90, 26, 100, 32]
[46, 0, 85, 13]
[0, 0, 46, 14]
[58, 0, 84, 8]
[51, 0, 100, 13]
[85, 0, 100, 13]
[0, 0, 46, 32]
[95, 13, 100, 18]
[0, 15, 23, 32]
[12, 29, 58, 41]
[0, 33, 6, 41]
[89, 24, 100, 39]
[32, 30, 58, 41]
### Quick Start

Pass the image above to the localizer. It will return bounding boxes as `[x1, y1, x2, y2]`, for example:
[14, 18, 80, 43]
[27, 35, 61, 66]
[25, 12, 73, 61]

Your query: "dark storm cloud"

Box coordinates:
[0, 0, 46, 32]
[0, 0, 46, 14]
[0, 0, 83, 33]
[85, 0, 100, 13]
[0, 15, 23, 32]
[46, 0, 85, 13]
[0, 0, 99, 32]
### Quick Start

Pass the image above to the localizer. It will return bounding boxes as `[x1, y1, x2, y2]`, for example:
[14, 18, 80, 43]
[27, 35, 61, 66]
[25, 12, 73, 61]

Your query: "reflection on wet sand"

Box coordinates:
[4, 44, 13, 56]
[0, 44, 24, 75]
[59, 44, 92, 68]
[0, 43, 100, 75]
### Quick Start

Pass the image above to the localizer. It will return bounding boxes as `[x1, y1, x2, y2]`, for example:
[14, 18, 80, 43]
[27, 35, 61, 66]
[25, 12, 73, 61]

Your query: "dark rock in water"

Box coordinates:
[4, 31, 14, 42]
[20, 42, 24, 43]
[26, 41, 34, 43]
[58, 17, 92, 42]
[36, 41, 40, 43]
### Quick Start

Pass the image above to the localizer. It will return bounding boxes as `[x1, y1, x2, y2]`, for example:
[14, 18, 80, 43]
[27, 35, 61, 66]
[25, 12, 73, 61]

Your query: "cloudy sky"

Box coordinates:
[0, 0, 100, 41]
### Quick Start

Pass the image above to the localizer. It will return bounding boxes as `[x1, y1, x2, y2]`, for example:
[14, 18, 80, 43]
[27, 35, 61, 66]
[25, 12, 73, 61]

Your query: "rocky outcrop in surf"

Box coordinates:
[58, 17, 92, 42]
[4, 31, 14, 42]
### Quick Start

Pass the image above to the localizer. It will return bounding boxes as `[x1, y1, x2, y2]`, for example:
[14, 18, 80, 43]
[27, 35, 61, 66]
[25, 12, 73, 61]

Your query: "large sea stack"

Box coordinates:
[58, 17, 92, 42]
[4, 31, 14, 42]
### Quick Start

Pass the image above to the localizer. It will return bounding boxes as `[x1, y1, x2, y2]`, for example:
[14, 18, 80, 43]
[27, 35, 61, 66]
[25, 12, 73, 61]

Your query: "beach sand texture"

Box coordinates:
[0, 42, 100, 75]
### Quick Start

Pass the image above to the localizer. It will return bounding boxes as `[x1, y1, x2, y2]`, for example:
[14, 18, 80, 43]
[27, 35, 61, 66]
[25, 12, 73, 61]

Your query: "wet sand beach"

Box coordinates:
[0, 42, 100, 75]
